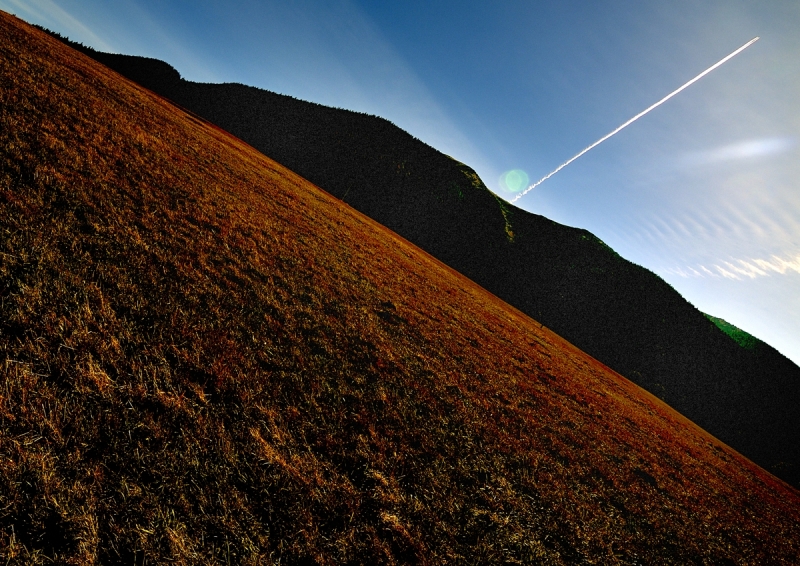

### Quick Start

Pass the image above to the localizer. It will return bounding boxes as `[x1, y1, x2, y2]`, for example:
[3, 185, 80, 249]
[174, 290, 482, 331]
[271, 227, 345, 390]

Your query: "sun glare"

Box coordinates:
[500, 169, 529, 193]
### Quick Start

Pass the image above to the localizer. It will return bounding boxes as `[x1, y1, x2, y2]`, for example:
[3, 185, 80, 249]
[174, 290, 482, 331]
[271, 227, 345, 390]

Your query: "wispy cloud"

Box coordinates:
[751, 255, 800, 275]
[681, 137, 796, 167]
[632, 186, 800, 261]
[664, 253, 800, 280]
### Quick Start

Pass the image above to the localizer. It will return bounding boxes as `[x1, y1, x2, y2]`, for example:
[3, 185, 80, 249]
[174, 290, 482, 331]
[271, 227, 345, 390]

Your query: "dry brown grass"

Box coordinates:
[1, 11, 799, 564]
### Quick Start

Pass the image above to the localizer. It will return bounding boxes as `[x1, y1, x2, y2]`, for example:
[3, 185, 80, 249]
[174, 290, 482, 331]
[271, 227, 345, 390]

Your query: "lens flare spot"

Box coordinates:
[501, 169, 529, 193]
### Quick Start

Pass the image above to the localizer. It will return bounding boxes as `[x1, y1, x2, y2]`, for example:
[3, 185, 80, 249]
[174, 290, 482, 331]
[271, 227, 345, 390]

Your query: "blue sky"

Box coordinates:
[4, 0, 799, 365]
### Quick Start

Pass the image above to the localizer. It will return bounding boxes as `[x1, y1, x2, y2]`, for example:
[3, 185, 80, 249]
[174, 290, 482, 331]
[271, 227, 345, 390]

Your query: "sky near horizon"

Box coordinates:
[3, 1, 800, 365]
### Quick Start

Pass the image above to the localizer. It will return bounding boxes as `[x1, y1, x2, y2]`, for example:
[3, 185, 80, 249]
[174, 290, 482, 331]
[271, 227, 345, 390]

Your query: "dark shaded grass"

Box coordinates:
[1, 12, 799, 565]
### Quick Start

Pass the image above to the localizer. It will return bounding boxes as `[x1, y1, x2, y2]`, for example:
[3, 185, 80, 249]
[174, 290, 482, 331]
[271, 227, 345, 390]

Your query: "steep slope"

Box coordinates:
[2, 13, 800, 564]
[42, 27, 800, 489]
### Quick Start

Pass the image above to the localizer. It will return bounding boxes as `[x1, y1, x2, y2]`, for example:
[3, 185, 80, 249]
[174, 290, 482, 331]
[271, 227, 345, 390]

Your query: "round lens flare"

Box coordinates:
[500, 169, 529, 193]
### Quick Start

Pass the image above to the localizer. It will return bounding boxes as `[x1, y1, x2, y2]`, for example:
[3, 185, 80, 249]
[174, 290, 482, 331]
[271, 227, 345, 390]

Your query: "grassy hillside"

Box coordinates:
[705, 315, 759, 350]
[2, 12, 800, 564]
[43, 26, 800, 489]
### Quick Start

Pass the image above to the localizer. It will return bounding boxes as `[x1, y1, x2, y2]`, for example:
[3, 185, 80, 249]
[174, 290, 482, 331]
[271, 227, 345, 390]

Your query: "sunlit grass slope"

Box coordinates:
[42, 27, 800, 489]
[1, 12, 799, 565]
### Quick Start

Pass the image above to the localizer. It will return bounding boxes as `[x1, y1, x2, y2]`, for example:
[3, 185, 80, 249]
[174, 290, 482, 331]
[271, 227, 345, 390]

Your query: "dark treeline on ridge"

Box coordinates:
[41, 27, 800, 489]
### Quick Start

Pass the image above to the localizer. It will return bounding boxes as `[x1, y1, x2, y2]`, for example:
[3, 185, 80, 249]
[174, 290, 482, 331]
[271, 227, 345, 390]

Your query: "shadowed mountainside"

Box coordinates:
[41, 27, 800, 489]
[3, 14, 800, 563]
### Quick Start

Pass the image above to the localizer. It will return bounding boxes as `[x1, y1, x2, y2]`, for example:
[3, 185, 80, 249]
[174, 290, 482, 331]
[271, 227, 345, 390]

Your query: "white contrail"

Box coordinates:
[511, 37, 759, 203]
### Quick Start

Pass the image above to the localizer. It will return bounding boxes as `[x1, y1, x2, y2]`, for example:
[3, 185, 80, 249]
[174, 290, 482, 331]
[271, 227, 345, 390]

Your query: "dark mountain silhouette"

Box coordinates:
[40, 27, 800, 490]
[4, 14, 800, 562]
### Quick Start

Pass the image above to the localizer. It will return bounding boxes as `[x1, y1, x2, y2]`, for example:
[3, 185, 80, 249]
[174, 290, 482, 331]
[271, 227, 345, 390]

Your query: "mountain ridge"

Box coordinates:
[37, 24, 800, 488]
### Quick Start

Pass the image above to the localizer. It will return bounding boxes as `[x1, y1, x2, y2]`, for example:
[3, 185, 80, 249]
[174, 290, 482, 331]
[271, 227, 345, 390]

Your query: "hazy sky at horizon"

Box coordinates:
[3, 1, 799, 365]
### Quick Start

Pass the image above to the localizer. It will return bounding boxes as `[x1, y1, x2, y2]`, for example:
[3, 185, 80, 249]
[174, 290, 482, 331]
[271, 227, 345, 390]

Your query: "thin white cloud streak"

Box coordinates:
[511, 37, 760, 203]
[682, 137, 796, 166]
[634, 189, 796, 256]
[752, 255, 800, 275]
[664, 253, 800, 280]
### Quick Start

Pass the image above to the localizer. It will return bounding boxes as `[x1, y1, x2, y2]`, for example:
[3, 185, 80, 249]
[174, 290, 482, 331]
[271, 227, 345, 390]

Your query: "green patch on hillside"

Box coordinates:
[705, 314, 758, 350]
